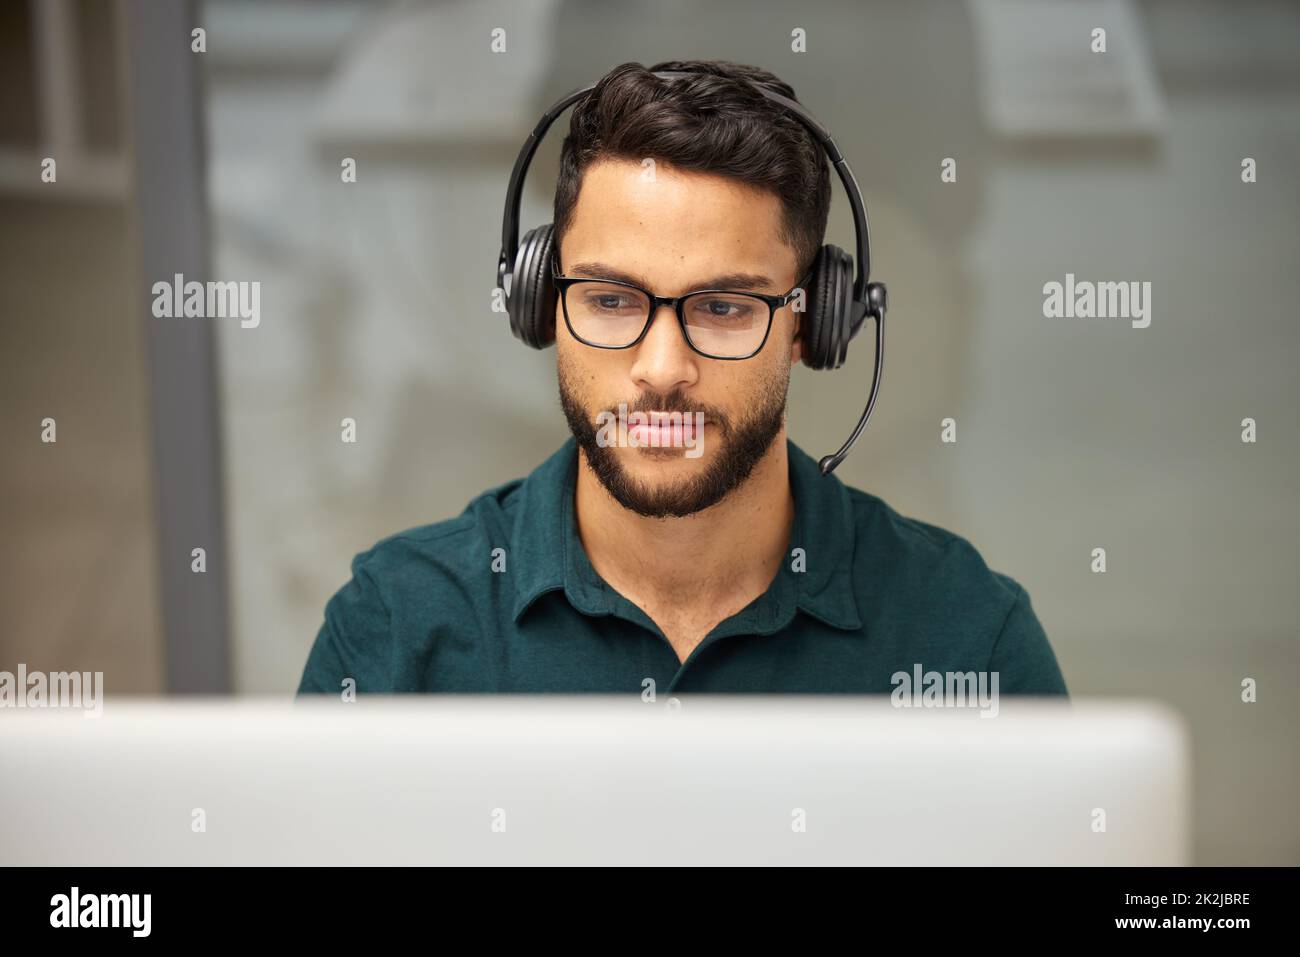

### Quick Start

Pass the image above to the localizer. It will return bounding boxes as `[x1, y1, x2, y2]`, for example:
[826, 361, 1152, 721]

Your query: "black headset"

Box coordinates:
[496, 70, 888, 476]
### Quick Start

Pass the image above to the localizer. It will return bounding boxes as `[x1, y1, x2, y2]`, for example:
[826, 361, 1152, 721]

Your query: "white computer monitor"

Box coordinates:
[0, 696, 1189, 865]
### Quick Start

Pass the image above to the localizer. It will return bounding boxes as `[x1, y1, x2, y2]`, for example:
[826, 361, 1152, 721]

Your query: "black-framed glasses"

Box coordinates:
[552, 265, 813, 360]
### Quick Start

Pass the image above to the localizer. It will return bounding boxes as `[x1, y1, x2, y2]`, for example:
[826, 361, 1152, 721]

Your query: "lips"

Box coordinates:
[629, 413, 702, 445]
[591, 403, 708, 451]
[630, 420, 698, 440]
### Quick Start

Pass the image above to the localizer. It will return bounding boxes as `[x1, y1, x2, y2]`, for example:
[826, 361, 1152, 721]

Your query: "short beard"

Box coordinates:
[557, 357, 789, 519]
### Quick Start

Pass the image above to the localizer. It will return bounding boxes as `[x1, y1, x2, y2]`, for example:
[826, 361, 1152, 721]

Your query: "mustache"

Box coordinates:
[597, 392, 726, 425]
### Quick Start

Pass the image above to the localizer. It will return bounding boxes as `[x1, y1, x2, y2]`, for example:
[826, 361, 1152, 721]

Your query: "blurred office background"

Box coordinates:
[1, 0, 1297, 863]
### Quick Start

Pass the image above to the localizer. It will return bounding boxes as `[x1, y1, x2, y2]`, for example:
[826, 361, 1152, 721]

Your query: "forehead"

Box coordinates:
[561, 158, 797, 291]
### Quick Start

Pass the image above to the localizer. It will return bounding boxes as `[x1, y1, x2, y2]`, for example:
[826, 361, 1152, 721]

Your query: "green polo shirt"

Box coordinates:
[297, 437, 1067, 696]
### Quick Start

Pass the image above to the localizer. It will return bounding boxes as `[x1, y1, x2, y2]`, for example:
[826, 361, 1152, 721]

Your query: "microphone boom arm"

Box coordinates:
[818, 282, 887, 476]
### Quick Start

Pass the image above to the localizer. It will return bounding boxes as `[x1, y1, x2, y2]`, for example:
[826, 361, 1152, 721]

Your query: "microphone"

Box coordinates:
[818, 283, 887, 477]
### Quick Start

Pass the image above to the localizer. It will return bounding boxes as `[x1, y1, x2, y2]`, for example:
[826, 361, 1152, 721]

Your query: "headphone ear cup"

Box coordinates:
[508, 224, 556, 349]
[830, 247, 855, 368]
[802, 244, 854, 370]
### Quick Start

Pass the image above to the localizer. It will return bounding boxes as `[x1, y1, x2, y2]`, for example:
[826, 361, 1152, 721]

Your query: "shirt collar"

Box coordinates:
[510, 436, 862, 631]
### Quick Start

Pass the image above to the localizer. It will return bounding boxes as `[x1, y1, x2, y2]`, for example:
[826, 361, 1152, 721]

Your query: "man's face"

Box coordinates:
[556, 157, 804, 518]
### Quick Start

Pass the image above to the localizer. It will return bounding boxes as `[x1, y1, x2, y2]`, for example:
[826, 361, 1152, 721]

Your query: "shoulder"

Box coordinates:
[298, 476, 530, 694]
[840, 484, 1068, 694]
[345, 475, 527, 603]
[844, 485, 1022, 608]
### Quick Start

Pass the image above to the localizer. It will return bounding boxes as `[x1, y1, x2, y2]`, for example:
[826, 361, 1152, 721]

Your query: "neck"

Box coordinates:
[573, 431, 795, 608]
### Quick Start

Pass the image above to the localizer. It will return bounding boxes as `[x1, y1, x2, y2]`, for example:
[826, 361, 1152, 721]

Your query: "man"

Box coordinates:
[297, 60, 1068, 697]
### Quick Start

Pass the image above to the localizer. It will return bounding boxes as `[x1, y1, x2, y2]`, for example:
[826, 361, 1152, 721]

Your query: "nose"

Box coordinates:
[629, 302, 698, 394]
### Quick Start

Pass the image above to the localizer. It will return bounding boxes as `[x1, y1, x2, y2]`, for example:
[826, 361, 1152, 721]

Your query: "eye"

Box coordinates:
[688, 296, 758, 322]
[581, 290, 642, 313]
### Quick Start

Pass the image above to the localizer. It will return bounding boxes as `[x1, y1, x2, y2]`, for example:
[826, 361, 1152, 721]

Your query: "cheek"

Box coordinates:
[555, 339, 582, 395]
[713, 358, 780, 408]
[557, 339, 618, 402]
[742, 350, 791, 408]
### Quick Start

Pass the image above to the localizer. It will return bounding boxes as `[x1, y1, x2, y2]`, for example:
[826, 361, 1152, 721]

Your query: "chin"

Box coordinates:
[622, 445, 710, 471]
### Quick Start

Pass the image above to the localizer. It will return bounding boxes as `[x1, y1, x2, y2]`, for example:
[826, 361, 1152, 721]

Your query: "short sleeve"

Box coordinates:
[296, 553, 393, 695]
[987, 581, 1069, 696]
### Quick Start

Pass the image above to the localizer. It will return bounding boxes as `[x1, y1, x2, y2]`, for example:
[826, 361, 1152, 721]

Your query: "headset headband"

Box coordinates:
[497, 70, 874, 329]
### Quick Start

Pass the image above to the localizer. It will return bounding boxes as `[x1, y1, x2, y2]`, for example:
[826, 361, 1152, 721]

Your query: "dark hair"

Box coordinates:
[552, 59, 831, 280]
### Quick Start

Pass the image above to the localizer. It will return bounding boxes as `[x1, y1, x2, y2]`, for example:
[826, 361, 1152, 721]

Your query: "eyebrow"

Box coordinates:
[565, 261, 778, 293]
